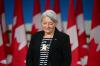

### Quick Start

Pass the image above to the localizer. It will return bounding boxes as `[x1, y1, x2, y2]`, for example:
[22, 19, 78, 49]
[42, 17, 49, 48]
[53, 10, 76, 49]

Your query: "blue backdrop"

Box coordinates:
[4, 0, 93, 24]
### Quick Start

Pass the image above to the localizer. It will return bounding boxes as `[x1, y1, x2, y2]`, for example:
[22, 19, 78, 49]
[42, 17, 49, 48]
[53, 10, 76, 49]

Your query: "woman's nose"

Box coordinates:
[46, 23, 49, 27]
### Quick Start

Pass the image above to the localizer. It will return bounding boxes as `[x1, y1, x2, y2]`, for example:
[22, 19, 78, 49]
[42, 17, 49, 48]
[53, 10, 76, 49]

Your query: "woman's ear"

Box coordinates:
[55, 22, 58, 26]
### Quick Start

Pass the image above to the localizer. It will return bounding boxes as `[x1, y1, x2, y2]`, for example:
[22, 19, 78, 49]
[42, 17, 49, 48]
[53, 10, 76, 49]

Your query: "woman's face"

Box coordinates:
[42, 16, 57, 34]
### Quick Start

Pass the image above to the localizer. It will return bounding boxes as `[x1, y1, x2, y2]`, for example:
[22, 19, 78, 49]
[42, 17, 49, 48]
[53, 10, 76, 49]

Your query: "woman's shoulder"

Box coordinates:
[58, 31, 69, 38]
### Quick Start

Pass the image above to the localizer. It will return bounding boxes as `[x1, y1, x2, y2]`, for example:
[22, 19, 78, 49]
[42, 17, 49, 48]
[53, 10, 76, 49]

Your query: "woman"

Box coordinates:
[26, 10, 72, 66]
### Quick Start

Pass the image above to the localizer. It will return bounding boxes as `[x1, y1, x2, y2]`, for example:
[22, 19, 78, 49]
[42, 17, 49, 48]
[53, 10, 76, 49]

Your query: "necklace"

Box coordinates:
[41, 38, 53, 51]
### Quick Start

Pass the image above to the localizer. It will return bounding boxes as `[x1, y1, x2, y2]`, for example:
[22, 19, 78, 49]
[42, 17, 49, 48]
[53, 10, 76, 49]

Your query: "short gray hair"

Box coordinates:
[41, 10, 57, 23]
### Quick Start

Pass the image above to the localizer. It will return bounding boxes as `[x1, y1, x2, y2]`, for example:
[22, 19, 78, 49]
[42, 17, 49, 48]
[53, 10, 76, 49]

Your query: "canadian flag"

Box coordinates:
[45, 0, 50, 10]
[10, 0, 28, 66]
[0, 0, 11, 65]
[66, 0, 80, 66]
[76, 0, 88, 65]
[31, 0, 42, 34]
[53, 0, 63, 31]
[0, 24, 7, 66]
[87, 0, 100, 66]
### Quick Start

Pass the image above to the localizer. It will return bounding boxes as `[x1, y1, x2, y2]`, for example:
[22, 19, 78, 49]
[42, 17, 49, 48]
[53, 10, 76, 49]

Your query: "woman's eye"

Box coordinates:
[49, 22, 54, 25]
[42, 22, 47, 25]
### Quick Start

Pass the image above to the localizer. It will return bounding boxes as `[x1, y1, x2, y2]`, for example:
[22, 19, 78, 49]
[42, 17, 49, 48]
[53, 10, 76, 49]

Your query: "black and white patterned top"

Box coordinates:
[39, 38, 52, 66]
